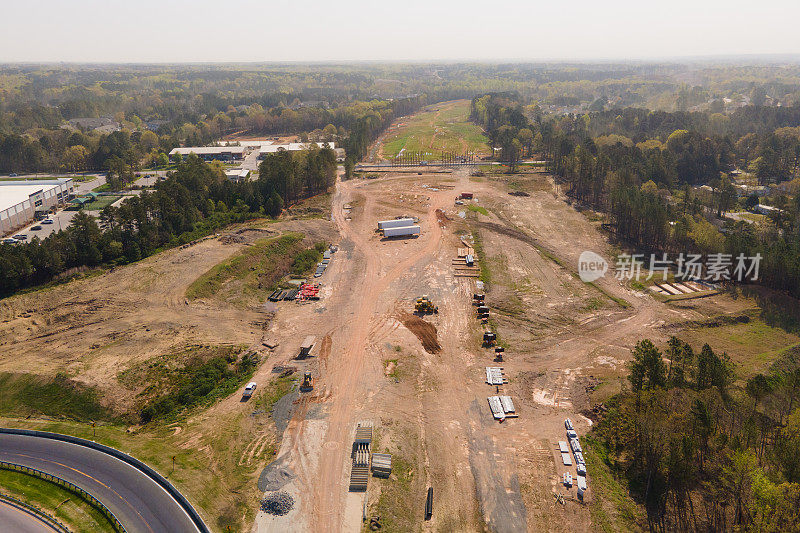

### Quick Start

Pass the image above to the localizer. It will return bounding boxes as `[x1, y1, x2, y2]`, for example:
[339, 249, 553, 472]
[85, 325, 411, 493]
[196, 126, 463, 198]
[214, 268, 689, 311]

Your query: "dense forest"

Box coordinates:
[4, 62, 800, 174]
[0, 147, 335, 295]
[470, 93, 800, 298]
[593, 337, 800, 532]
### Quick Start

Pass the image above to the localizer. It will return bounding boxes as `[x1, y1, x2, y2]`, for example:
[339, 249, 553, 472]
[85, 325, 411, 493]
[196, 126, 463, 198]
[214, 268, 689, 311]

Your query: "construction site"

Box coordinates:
[0, 102, 785, 533]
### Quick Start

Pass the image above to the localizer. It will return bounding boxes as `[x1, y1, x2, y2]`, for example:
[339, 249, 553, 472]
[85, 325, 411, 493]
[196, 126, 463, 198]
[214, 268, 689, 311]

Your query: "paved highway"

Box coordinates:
[0, 433, 203, 533]
[0, 499, 60, 532]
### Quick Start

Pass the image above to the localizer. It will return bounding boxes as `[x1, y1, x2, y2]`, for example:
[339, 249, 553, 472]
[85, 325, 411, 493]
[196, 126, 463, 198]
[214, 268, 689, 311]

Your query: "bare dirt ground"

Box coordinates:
[250, 165, 734, 533]
[0, 157, 746, 531]
[0, 217, 335, 412]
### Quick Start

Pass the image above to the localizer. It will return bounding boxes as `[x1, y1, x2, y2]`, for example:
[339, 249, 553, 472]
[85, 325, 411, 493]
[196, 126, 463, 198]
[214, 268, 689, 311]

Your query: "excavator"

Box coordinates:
[414, 295, 439, 314]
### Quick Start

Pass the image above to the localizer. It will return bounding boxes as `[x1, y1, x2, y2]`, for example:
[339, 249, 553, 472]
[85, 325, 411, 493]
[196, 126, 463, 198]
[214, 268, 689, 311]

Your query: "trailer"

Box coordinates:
[377, 218, 415, 230]
[383, 225, 420, 238]
[460, 192, 474, 199]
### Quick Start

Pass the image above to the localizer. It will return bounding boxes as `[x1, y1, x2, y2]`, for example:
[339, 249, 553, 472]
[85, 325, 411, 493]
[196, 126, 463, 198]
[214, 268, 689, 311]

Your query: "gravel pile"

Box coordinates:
[261, 491, 294, 516]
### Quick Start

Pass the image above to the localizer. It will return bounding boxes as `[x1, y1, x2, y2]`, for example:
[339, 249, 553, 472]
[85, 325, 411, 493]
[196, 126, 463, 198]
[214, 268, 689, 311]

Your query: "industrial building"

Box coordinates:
[0, 178, 74, 235]
[169, 146, 247, 162]
[256, 142, 336, 159]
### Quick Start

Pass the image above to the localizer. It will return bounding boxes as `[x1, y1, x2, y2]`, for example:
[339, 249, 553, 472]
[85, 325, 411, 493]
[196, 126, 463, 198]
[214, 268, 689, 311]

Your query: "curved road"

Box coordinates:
[0, 499, 60, 532]
[0, 434, 202, 533]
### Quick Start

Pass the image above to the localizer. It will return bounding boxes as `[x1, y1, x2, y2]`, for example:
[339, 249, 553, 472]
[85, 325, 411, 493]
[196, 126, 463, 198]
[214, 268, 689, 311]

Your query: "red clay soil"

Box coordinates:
[397, 312, 442, 353]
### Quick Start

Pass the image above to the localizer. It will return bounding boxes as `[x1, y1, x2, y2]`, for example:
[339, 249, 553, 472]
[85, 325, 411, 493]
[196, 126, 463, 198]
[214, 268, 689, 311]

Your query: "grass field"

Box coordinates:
[82, 195, 122, 211]
[678, 313, 800, 377]
[381, 100, 490, 159]
[186, 232, 325, 307]
[0, 468, 116, 533]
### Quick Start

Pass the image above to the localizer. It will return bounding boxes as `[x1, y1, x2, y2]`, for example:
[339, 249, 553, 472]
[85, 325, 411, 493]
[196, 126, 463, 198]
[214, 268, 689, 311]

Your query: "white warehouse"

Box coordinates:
[0, 178, 74, 235]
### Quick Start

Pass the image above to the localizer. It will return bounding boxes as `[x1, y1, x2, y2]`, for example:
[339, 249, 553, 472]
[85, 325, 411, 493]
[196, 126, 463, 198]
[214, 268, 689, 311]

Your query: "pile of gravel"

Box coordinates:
[261, 491, 294, 516]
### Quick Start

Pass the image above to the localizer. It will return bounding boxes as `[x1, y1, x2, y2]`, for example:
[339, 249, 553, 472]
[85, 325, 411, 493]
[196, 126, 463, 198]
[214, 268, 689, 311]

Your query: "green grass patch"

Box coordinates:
[0, 372, 115, 422]
[252, 373, 297, 415]
[0, 468, 116, 533]
[82, 195, 121, 211]
[467, 203, 488, 216]
[92, 183, 111, 192]
[368, 454, 418, 530]
[471, 230, 491, 287]
[582, 435, 644, 532]
[185, 232, 306, 301]
[381, 100, 490, 159]
[677, 314, 800, 377]
[139, 349, 258, 423]
[290, 242, 327, 275]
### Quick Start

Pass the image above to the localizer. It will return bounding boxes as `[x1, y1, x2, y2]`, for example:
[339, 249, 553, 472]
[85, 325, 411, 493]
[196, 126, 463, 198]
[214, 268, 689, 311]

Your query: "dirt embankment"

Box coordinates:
[397, 312, 441, 353]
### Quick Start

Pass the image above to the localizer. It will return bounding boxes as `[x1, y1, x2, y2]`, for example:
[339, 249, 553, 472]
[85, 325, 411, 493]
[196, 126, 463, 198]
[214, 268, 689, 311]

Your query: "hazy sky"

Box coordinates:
[1, 0, 798, 62]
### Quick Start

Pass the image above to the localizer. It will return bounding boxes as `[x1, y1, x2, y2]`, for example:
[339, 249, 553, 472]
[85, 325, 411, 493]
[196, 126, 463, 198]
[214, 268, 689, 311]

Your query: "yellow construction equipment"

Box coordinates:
[415, 295, 439, 314]
[300, 371, 314, 391]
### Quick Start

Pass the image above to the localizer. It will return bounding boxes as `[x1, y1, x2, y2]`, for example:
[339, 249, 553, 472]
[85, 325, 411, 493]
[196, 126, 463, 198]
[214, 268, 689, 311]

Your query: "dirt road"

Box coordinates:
[253, 167, 704, 532]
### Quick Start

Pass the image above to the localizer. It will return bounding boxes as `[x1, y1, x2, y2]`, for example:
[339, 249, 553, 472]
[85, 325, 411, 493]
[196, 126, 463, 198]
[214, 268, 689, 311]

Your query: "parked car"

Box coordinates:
[41, 218, 54, 225]
[242, 382, 257, 399]
[31, 225, 42, 231]
[8, 172, 17, 177]
[12, 234, 27, 240]
[2, 238, 18, 244]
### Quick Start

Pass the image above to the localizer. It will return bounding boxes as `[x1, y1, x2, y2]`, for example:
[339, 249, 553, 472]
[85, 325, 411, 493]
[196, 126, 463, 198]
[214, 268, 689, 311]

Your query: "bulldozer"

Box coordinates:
[415, 295, 439, 314]
[300, 371, 314, 391]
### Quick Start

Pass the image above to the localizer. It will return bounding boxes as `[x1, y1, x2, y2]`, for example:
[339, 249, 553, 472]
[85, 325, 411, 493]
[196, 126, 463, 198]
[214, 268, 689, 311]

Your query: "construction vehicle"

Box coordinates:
[300, 371, 314, 391]
[473, 293, 485, 304]
[483, 331, 497, 347]
[494, 346, 505, 361]
[415, 295, 439, 314]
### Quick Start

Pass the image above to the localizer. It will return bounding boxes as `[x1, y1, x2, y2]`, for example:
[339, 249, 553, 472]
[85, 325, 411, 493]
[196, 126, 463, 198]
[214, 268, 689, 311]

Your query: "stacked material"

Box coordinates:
[485, 367, 507, 385]
[371, 453, 392, 478]
[488, 395, 517, 420]
[261, 492, 294, 515]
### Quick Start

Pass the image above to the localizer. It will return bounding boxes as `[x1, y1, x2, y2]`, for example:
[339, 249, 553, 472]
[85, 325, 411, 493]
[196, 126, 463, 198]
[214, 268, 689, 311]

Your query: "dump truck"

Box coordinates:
[300, 371, 314, 391]
[415, 295, 438, 314]
[383, 225, 420, 238]
[377, 218, 415, 230]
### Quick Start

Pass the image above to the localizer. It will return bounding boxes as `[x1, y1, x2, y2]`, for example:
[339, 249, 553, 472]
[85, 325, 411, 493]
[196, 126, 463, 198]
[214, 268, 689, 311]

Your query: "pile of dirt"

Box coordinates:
[260, 491, 294, 515]
[397, 313, 441, 353]
[258, 462, 296, 492]
[435, 208, 450, 227]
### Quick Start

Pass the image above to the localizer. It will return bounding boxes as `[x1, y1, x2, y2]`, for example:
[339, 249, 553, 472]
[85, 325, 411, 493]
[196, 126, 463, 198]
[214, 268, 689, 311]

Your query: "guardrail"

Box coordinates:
[0, 428, 209, 533]
[0, 492, 71, 533]
[0, 461, 124, 532]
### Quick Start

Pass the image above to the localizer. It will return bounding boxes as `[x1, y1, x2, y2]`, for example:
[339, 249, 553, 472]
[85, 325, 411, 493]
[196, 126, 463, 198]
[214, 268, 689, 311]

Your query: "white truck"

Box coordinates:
[242, 382, 257, 399]
[383, 225, 420, 238]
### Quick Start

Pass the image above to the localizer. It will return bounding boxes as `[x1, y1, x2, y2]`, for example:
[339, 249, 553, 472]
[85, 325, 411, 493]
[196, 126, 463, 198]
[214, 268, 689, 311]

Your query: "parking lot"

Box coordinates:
[3, 173, 106, 242]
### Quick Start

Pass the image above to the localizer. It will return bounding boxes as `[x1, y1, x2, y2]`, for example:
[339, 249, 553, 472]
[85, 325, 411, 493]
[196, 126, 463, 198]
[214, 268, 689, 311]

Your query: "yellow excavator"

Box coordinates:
[415, 295, 439, 314]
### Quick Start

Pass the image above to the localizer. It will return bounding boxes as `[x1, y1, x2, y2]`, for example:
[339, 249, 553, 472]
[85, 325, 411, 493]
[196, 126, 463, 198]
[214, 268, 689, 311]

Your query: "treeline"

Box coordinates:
[471, 92, 800, 298]
[593, 337, 800, 532]
[0, 149, 335, 296]
[0, 95, 422, 175]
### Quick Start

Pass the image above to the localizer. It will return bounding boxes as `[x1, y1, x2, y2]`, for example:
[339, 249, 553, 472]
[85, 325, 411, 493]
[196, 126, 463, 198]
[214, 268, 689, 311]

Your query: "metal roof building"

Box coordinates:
[169, 146, 247, 161]
[0, 178, 74, 235]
